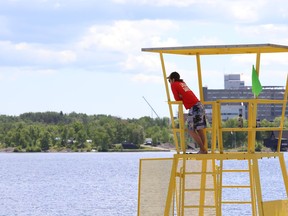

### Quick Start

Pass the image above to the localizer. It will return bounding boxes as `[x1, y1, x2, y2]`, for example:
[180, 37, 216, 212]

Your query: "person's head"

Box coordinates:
[167, 71, 182, 83]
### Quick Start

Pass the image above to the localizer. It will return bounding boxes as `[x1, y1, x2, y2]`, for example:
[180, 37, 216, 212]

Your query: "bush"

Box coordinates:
[113, 144, 123, 152]
[237, 146, 247, 152]
[33, 146, 42, 152]
[72, 146, 78, 152]
[13, 147, 22, 152]
[97, 146, 108, 152]
[255, 142, 264, 152]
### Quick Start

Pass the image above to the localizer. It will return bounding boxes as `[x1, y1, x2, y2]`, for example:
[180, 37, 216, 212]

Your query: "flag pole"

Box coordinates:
[255, 53, 261, 98]
[249, 53, 261, 152]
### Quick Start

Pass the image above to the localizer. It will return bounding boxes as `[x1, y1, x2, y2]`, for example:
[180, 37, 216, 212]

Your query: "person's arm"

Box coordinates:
[171, 83, 182, 101]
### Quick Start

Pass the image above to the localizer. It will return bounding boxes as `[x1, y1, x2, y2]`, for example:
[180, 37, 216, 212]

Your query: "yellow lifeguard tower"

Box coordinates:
[137, 44, 288, 216]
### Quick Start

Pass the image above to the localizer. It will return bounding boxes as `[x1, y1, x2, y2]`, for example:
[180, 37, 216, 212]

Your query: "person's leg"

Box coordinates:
[197, 129, 206, 150]
[188, 130, 207, 153]
[187, 102, 207, 153]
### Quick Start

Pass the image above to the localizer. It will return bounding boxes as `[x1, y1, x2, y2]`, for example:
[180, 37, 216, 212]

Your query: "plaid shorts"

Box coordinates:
[187, 102, 207, 131]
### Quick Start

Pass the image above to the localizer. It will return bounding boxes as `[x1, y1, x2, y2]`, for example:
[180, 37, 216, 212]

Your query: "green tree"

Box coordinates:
[222, 118, 247, 149]
[40, 131, 51, 152]
[76, 129, 87, 149]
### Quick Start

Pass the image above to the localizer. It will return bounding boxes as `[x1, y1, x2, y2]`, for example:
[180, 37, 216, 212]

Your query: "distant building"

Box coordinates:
[203, 74, 286, 122]
[207, 104, 245, 121]
[224, 74, 245, 89]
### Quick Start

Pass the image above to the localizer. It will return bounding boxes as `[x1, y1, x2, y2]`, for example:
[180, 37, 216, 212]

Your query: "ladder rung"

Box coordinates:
[222, 201, 252, 204]
[184, 205, 216, 209]
[222, 185, 251, 188]
[185, 171, 214, 175]
[222, 169, 249, 172]
[185, 188, 215, 192]
[176, 172, 215, 177]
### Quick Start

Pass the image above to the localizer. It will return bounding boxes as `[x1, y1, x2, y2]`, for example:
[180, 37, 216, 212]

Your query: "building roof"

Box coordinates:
[141, 43, 288, 55]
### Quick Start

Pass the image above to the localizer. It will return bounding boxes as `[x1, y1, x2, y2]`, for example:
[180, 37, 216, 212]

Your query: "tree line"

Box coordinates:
[0, 111, 286, 152]
[0, 112, 171, 152]
[214, 116, 288, 151]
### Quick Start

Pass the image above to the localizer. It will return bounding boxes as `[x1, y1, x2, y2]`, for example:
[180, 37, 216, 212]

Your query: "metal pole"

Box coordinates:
[142, 96, 160, 118]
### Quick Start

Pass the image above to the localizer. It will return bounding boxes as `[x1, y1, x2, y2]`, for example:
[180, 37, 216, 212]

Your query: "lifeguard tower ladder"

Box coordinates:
[138, 44, 288, 216]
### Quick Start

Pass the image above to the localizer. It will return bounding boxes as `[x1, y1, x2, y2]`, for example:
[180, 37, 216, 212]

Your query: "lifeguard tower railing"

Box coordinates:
[138, 44, 288, 216]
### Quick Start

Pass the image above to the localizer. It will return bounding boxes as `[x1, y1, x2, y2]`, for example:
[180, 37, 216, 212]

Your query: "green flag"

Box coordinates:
[252, 65, 262, 97]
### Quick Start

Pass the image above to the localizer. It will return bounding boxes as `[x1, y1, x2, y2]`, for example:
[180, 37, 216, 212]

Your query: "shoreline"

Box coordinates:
[0, 145, 277, 153]
[0, 146, 175, 153]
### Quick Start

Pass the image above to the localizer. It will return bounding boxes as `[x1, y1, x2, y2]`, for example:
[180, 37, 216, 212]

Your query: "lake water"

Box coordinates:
[0, 152, 287, 216]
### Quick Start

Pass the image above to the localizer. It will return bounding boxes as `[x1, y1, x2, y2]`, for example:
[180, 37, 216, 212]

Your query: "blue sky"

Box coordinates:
[0, 0, 288, 119]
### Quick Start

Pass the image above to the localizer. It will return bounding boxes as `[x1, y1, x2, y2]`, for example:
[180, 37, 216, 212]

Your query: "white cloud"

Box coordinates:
[0, 16, 10, 36]
[235, 24, 288, 39]
[262, 53, 288, 66]
[131, 73, 162, 83]
[231, 54, 256, 65]
[231, 53, 288, 67]
[149, 36, 179, 47]
[229, 2, 259, 22]
[228, 52, 288, 87]
[190, 36, 224, 46]
[112, 0, 210, 7]
[77, 19, 180, 73]
[58, 50, 77, 63]
[0, 40, 77, 66]
[0, 66, 56, 81]
[53, 2, 61, 9]
[221, 1, 274, 21]
[121, 54, 160, 71]
[78, 19, 179, 52]
[112, 0, 288, 25]
[0, 18, 181, 73]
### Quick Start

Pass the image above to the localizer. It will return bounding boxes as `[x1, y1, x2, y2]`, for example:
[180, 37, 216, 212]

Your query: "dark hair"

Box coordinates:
[168, 71, 183, 82]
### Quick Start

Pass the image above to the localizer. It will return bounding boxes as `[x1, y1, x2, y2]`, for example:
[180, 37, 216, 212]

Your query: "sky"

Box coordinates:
[0, 0, 288, 119]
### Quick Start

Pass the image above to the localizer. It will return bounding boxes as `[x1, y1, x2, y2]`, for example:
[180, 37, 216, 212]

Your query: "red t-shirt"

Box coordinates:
[171, 81, 199, 109]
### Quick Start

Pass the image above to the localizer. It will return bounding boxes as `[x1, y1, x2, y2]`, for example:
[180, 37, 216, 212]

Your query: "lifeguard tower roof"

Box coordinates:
[141, 43, 288, 55]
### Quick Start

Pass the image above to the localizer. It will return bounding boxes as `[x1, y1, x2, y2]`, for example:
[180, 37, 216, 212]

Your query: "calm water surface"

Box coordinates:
[0, 152, 287, 216]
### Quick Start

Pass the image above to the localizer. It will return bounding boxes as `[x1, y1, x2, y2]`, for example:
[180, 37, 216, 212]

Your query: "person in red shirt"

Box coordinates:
[167, 71, 207, 154]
